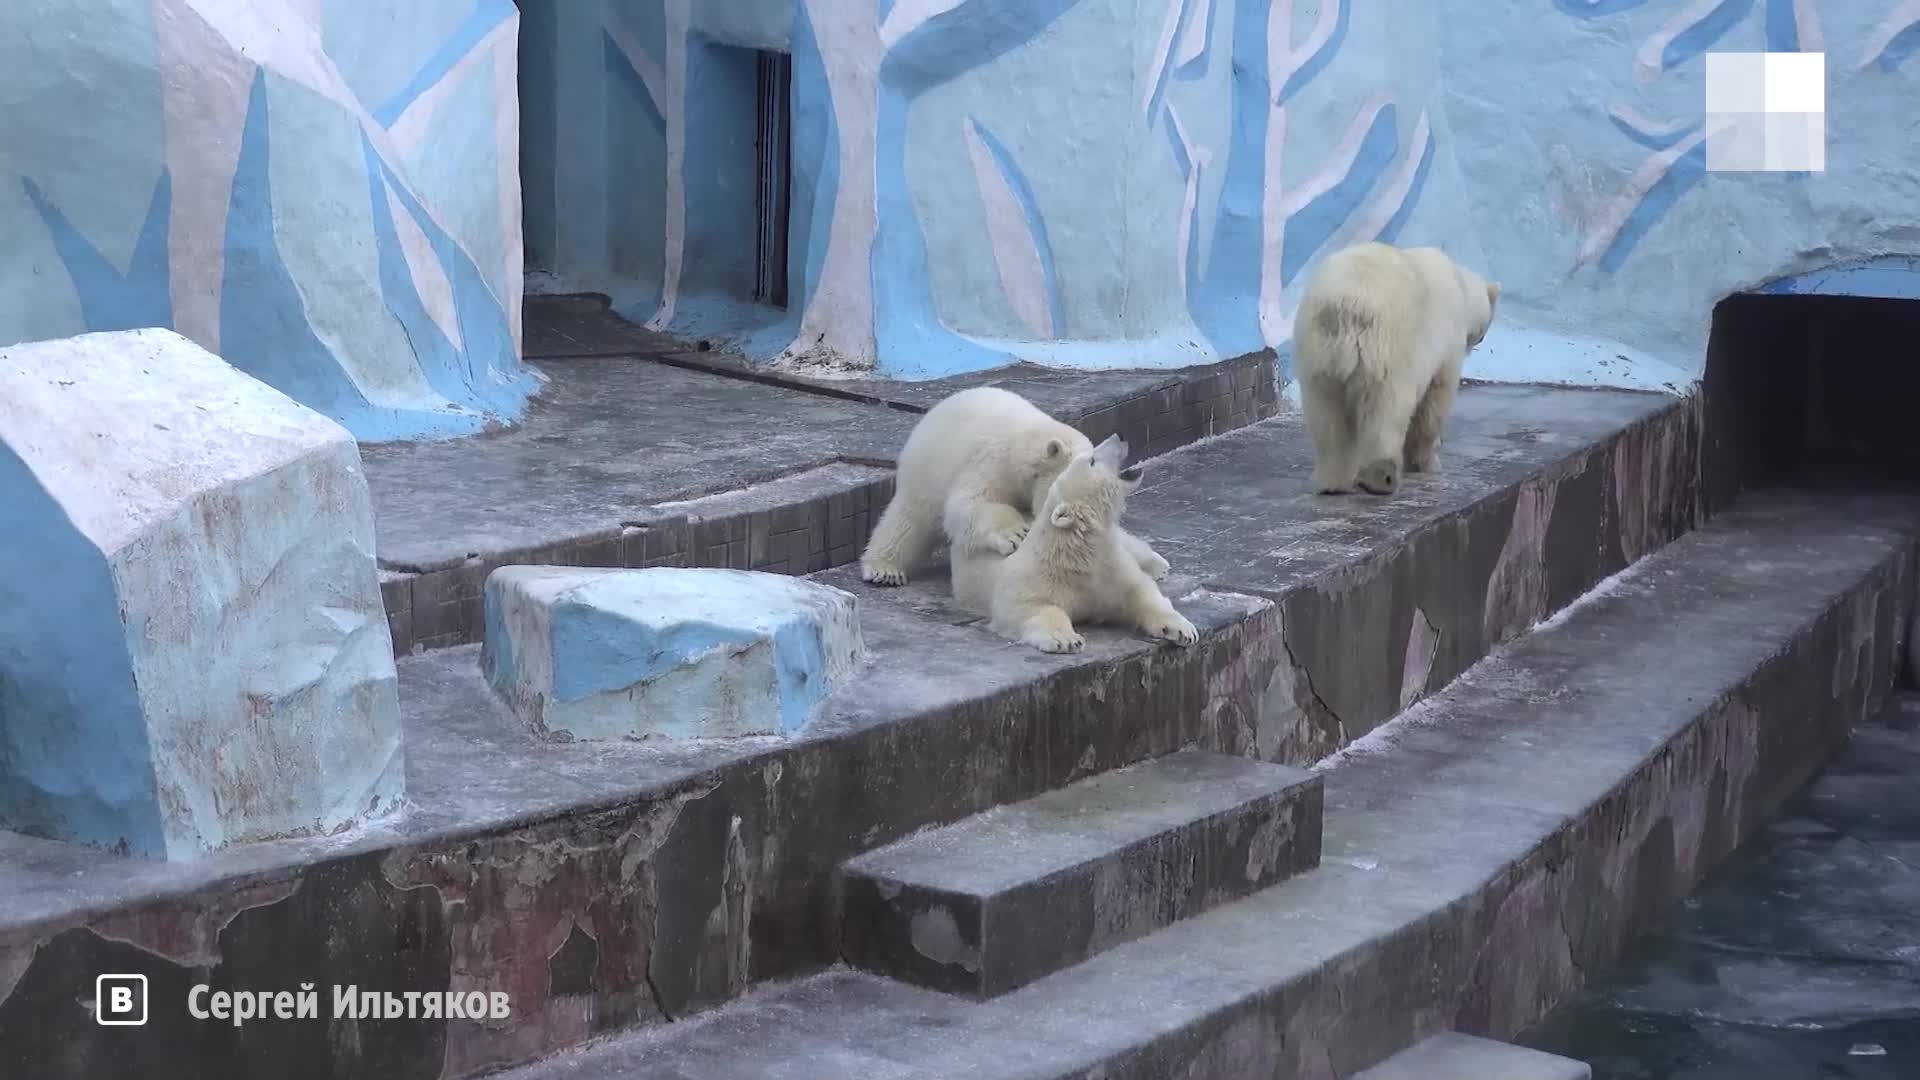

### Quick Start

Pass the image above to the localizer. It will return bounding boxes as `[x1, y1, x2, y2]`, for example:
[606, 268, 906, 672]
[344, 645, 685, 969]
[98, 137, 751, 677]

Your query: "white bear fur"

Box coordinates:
[861, 386, 1170, 586]
[1292, 242, 1500, 496]
[954, 435, 1197, 654]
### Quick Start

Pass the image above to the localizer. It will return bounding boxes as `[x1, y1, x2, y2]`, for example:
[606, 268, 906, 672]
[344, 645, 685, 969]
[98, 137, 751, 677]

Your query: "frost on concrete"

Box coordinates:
[481, 566, 865, 741]
[0, 329, 405, 860]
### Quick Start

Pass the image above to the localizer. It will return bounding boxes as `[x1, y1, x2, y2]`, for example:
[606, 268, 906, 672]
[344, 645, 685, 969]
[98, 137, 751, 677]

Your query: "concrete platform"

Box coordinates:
[482, 491, 1917, 1080]
[0, 382, 1703, 1078]
[370, 295, 1278, 653]
[840, 752, 1321, 998]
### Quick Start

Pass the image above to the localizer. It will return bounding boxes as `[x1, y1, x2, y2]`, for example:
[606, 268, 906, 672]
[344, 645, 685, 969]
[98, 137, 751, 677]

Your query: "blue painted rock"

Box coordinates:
[481, 566, 865, 740]
[0, 329, 405, 860]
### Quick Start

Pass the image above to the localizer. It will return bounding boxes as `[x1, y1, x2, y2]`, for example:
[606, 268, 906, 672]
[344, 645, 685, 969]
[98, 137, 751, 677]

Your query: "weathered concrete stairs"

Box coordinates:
[2, 299, 1914, 1079]
[488, 489, 1913, 1079]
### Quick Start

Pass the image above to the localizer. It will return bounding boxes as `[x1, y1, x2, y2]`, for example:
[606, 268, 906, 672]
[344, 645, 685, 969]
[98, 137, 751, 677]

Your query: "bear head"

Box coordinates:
[1461, 265, 1501, 350]
[1041, 434, 1144, 536]
[1024, 426, 1096, 513]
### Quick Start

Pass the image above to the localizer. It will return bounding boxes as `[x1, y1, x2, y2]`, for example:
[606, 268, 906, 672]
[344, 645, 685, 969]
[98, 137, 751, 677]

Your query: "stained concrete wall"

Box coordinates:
[0, 0, 540, 442]
[521, 0, 1920, 388]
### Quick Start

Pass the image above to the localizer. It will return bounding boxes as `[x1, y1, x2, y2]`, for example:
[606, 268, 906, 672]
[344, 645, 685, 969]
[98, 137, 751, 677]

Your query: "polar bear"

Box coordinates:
[954, 434, 1198, 654]
[860, 386, 1172, 586]
[1292, 242, 1500, 496]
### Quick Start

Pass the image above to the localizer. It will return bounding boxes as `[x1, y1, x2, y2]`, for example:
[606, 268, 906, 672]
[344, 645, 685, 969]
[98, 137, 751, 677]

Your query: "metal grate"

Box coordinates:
[753, 50, 793, 309]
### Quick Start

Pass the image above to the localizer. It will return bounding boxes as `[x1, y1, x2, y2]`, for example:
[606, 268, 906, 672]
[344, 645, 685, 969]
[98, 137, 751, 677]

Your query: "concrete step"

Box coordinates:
[840, 751, 1321, 998]
[0, 383, 1701, 1078]
[1353, 1033, 1590, 1080]
[483, 490, 1917, 1079]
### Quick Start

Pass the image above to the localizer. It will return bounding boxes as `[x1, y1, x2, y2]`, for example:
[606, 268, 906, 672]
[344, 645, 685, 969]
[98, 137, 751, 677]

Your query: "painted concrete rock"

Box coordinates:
[0, 329, 406, 860]
[482, 567, 865, 740]
[0, 0, 538, 442]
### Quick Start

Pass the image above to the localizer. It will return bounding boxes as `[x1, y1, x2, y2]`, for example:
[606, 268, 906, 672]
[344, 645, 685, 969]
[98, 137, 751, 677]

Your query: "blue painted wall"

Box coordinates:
[0, 0, 540, 442]
[523, 0, 1920, 386]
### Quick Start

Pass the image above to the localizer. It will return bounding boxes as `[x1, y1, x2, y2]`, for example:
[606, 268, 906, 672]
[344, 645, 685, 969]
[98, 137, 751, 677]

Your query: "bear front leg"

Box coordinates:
[1302, 375, 1360, 494]
[1124, 580, 1198, 646]
[944, 490, 1031, 557]
[861, 491, 937, 585]
[1016, 605, 1085, 654]
[1117, 527, 1171, 581]
[1403, 350, 1464, 474]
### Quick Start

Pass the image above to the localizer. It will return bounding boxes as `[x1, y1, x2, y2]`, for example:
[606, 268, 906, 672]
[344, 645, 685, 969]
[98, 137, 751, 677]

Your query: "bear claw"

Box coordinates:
[1140, 551, 1172, 581]
[987, 524, 1029, 555]
[861, 564, 908, 586]
[1152, 616, 1199, 647]
[1027, 631, 1085, 654]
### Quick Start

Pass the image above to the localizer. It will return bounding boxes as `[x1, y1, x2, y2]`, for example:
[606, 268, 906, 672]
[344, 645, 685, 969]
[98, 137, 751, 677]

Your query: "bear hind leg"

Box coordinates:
[1350, 368, 1423, 497]
[1302, 375, 1361, 494]
[1403, 350, 1464, 474]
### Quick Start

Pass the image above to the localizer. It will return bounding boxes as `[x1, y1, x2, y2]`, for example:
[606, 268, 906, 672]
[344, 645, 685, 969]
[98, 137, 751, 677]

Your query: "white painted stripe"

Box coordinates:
[646, 0, 691, 331]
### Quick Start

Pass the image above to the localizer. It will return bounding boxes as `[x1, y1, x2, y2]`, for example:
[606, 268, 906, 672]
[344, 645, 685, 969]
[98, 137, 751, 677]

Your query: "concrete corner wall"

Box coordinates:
[0, 329, 404, 859]
[0, 0, 540, 443]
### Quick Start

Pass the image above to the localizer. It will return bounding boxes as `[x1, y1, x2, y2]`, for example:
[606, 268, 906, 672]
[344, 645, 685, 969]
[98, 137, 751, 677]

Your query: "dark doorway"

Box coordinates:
[1703, 293, 1920, 505]
[753, 50, 793, 310]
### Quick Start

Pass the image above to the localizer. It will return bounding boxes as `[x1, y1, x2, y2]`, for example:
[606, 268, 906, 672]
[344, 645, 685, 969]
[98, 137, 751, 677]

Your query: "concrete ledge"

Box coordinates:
[481, 491, 1916, 1080]
[840, 751, 1321, 998]
[0, 384, 1702, 1077]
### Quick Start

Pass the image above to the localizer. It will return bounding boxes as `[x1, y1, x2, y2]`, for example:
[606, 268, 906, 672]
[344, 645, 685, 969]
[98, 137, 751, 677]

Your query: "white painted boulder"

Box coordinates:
[0, 329, 405, 860]
[481, 567, 865, 740]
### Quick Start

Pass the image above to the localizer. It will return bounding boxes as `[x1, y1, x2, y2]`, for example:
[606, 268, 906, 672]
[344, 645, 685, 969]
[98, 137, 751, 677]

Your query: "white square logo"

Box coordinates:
[95, 974, 148, 1026]
[1706, 51, 1825, 172]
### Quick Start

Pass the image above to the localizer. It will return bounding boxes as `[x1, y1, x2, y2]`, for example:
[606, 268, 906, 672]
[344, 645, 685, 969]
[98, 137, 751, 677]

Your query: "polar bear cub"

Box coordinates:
[1293, 242, 1500, 496]
[955, 434, 1198, 654]
[860, 386, 1171, 586]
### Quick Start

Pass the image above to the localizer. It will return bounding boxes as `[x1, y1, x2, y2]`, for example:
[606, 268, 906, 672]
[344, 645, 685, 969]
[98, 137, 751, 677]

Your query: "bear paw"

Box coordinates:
[1311, 467, 1357, 495]
[1357, 458, 1400, 496]
[1149, 613, 1199, 647]
[861, 562, 909, 586]
[1138, 550, 1172, 581]
[986, 521, 1030, 556]
[1024, 627, 1085, 654]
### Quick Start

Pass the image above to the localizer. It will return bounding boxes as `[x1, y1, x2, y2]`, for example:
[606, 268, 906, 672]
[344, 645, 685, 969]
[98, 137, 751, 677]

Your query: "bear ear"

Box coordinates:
[1045, 438, 1067, 460]
[1486, 281, 1501, 303]
[1049, 503, 1078, 529]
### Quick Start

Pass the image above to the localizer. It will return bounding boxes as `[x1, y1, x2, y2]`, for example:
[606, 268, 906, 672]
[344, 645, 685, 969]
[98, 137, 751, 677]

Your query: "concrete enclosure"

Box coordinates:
[518, 0, 1919, 384]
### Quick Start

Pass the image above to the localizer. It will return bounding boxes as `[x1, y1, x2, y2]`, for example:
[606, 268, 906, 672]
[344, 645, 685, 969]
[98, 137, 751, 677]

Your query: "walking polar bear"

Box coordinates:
[859, 386, 1170, 585]
[953, 434, 1197, 654]
[1292, 242, 1500, 496]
